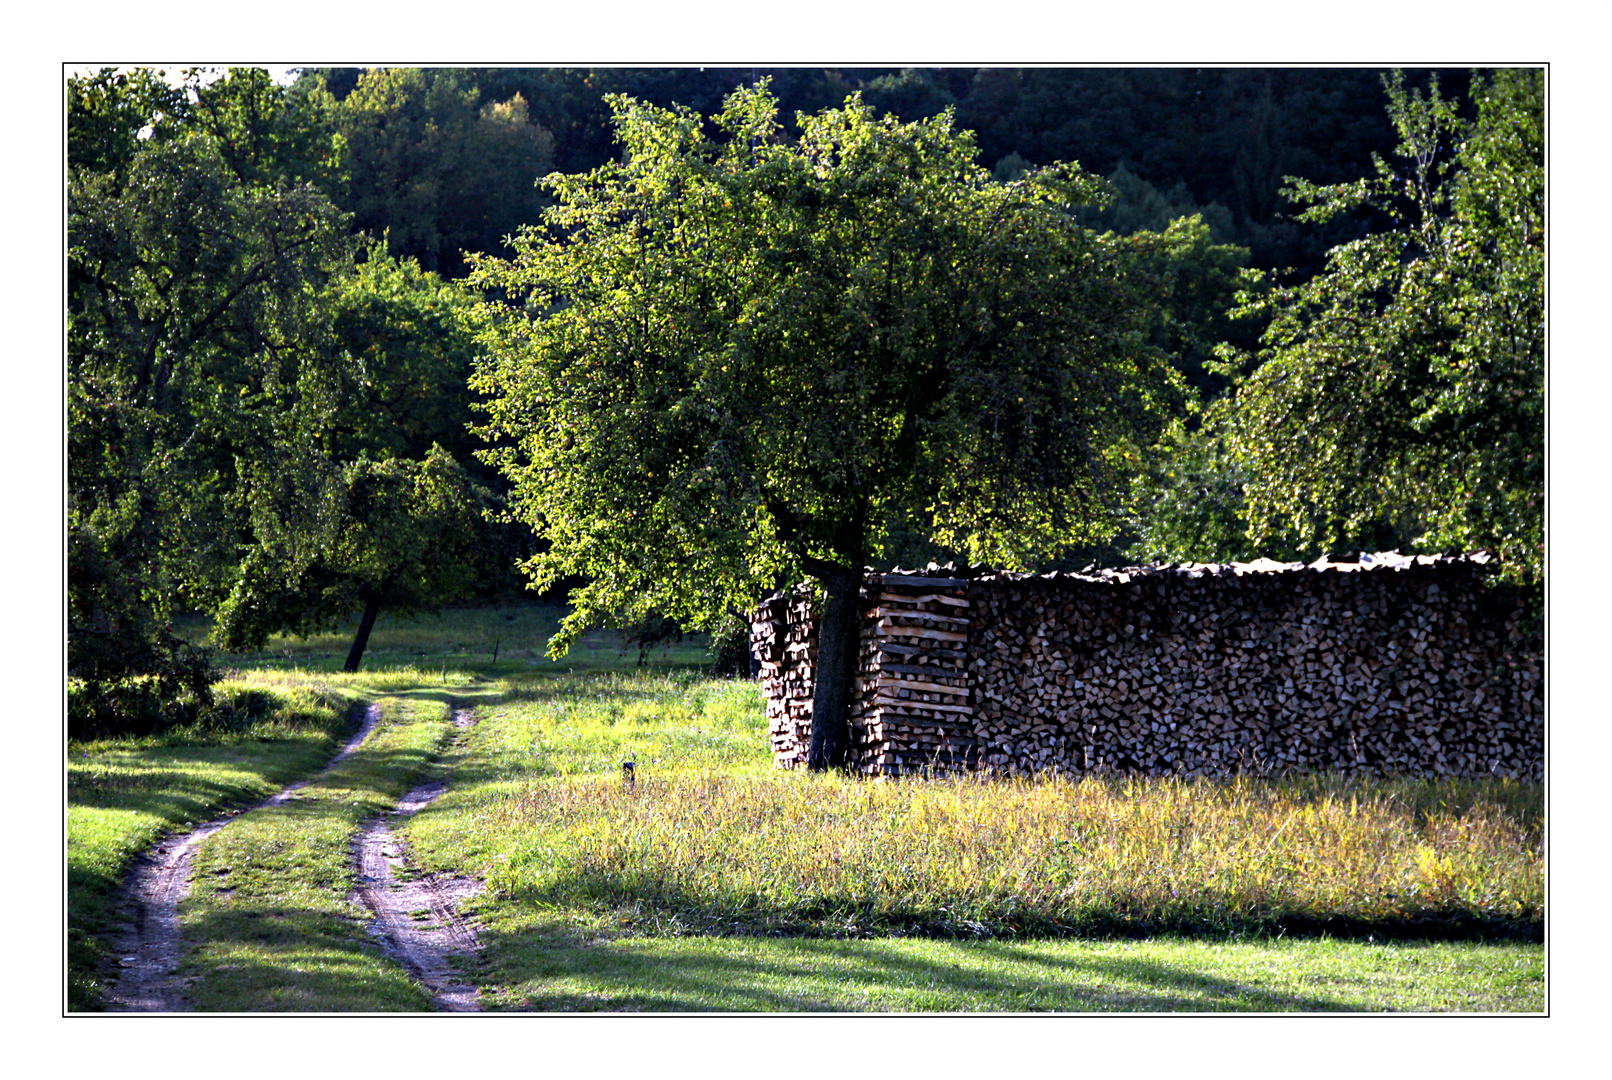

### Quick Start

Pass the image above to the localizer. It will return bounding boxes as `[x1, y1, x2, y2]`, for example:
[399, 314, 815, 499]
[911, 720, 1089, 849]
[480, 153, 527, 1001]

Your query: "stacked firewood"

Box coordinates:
[969, 555, 1540, 779]
[754, 554, 1543, 780]
[850, 574, 977, 776]
[750, 589, 818, 768]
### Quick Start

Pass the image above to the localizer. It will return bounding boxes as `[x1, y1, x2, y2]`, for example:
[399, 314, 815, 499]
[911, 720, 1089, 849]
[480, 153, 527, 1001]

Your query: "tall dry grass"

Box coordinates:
[483, 769, 1541, 938]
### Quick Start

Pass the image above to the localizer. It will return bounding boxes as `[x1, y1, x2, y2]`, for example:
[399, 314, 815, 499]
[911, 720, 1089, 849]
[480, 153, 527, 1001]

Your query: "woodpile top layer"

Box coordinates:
[869, 551, 1493, 587]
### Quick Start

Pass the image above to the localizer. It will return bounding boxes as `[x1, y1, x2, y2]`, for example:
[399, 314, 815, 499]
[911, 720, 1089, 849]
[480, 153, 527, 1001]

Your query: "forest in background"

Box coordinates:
[294, 66, 1458, 279]
[66, 66, 1542, 740]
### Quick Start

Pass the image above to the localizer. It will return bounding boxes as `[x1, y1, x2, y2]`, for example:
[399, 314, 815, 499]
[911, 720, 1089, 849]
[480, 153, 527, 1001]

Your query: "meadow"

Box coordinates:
[68, 600, 1545, 1012]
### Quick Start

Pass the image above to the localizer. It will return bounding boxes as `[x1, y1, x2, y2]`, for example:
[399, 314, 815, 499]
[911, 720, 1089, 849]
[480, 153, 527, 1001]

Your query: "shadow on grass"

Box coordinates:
[176, 906, 434, 1012]
[472, 930, 1359, 1013]
[490, 874, 1545, 948]
[69, 778, 284, 822]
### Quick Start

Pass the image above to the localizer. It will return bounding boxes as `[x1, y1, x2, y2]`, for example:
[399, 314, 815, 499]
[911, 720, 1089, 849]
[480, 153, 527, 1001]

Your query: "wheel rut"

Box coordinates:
[107, 701, 382, 1012]
[349, 707, 484, 1012]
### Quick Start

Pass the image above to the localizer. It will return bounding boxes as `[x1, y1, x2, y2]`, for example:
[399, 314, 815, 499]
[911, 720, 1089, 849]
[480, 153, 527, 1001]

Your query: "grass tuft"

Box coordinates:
[474, 769, 1540, 940]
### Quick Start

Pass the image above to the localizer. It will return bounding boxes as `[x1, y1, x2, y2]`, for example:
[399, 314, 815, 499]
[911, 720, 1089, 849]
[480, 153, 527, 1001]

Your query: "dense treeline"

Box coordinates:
[304, 65, 1464, 279]
[66, 66, 1542, 740]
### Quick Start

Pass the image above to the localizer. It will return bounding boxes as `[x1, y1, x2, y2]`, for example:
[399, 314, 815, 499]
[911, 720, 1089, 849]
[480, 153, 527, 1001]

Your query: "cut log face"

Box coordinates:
[752, 554, 1541, 780]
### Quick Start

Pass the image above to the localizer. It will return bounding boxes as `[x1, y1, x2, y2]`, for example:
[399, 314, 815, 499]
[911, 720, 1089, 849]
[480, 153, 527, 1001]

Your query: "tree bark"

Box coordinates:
[805, 559, 863, 771]
[343, 595, 383, 672]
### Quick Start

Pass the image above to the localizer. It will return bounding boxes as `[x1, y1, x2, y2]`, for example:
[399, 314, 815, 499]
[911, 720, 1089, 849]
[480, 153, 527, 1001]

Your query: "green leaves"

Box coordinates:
[334, 68, 557, 275]
[69, 72, 357, 725]
[470, 82, 1177, 652]
[215, 445, 494, 653]
[1218, 70, 1543, 583]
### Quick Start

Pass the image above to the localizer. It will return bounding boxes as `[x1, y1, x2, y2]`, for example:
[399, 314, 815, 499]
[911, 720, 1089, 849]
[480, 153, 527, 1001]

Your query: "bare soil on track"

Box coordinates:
[106, 703, 381, 1012]
[349, 708, 484, 1011]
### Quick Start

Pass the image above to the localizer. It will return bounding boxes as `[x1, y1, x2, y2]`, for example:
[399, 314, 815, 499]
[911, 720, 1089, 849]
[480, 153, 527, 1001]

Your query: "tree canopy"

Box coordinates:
[212, 243, 506, 671]
[331, 68, 556, 274]
[215, 442, 496, 671]
[68, 68, 509, 728]
[468, 83, 1181, 765]
[1219, 70, 1543, 583]
[65, 65, 1545, 741]
[68, 81, 355, 732]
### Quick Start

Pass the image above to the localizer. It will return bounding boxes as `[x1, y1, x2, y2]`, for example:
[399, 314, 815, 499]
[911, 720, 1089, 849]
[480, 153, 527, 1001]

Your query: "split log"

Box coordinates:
[874, 622, 968, 643]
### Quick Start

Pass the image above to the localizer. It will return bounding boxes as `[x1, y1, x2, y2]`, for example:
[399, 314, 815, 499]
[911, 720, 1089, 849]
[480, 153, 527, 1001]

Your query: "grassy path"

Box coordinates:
[174, 694, 457, 1010]
[73, 661, 1544, 1013]
[348, 707, 485, 1011]
[68, 676, 360, 1010]
[107, 703, 383, 1010]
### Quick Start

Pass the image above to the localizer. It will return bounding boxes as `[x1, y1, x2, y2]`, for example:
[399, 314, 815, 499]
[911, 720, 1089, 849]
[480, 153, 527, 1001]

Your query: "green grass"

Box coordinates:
[406, 672, 1542, 942]
[177, 692, 459, 1011]
[463, 931, 1542, 1013]
[71, 607, 1547, 1013]
[392, 667, 1543, 1012]
[66, 674, 361, 1011]
[176, 598, 715, 676]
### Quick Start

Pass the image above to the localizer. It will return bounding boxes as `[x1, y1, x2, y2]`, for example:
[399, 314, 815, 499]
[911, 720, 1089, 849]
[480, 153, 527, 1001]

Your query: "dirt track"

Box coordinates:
[348, 706, 484, 1011]
[107, 702, 382, 1012]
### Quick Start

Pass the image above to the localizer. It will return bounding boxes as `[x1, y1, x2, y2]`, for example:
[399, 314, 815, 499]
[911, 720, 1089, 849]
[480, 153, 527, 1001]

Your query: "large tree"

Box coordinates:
[212, 245, 507, 670]
[468, 83, 1179, 769]
[69, 69, 508, 726]
[1219, 69, 1543, 583]
[68, 71, 354, 733]
[215, 443, 495, 671]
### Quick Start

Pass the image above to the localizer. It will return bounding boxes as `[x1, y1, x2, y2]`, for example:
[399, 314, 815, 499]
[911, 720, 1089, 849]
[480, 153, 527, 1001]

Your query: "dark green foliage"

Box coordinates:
[1119, 214, 1256, 401]
[1221, 70, 1543, 582]
[860, 68, 958, 122]
[215, 445, 499, 670]
[67, 67, 188, 181]
[68, 73, 356, 733]
[182, 65, 347, 191]
[706, 614, 755, 678]
[469, 82, 1180, 650]
[326, 242, 485, 465]
[203, 241, 521, 664]
[67, 67, 513, 725]
[340, 66, 1436, 279]
[331, 68, 557, 275]
[957, 68, 1471, 276]
[1075, 164, 1235, 246]
[1123, 413, 1265, 566]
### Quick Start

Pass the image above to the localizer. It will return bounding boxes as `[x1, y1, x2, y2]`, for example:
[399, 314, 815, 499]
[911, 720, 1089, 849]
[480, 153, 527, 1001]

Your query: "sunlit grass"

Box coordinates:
[68, 642, 1545, 1012]
[406, 672, 1541, 942]
[179, 695, 454, 1011]
[176, 599, 715, 676]
[473, 770, 1540, 938]
[66, 672, 361, 1011]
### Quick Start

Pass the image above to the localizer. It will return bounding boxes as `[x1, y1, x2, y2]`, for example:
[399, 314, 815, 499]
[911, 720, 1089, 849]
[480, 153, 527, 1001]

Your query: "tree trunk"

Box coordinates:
[806, 560, 863, 771]
[343, 596, 383, 673]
